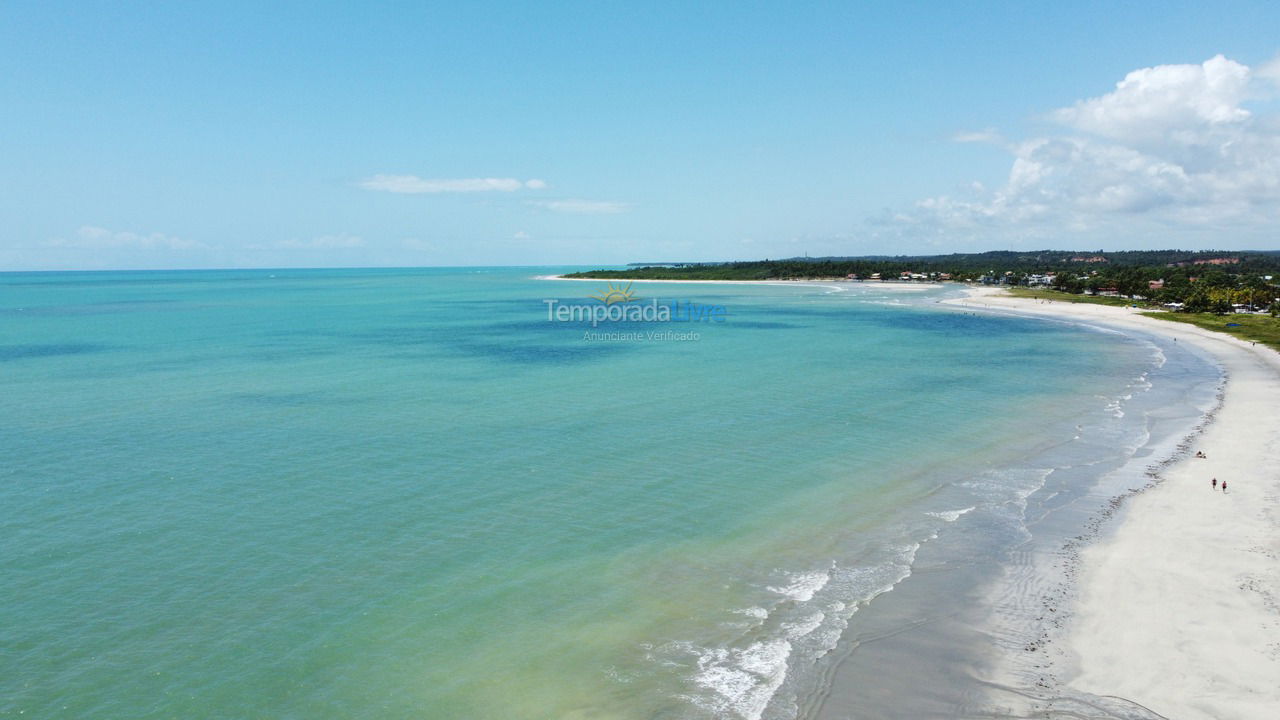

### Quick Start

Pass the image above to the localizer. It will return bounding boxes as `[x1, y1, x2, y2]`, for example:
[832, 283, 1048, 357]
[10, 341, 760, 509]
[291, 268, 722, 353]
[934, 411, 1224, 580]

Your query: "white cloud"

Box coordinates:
[1052, 55, 1252, 143]
[276, 234, 365, 249]
[513, 230, 531, 239]
[359, 175, 547, 193]
[953, 129, 1003, 144]
[1257, 54, 1280, 87]
[46, 225, 205, 250]
[528, 199, 632, 214]
[886, 55, 1280, 246]
[400, 238, 438, 252]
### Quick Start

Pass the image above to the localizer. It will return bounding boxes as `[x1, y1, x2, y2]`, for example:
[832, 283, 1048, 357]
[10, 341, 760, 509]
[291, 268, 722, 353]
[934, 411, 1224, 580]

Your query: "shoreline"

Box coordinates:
[546, 274, 1279, 716]
[547, 273, 1279, 716]
[537, 274, 943, 291]
[947, 286, 1280, 719]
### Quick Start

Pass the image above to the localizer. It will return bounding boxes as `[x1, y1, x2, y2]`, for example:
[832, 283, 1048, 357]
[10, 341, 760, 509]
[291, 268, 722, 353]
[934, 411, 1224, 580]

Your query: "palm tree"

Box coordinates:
[1244, 276, 1269, 311]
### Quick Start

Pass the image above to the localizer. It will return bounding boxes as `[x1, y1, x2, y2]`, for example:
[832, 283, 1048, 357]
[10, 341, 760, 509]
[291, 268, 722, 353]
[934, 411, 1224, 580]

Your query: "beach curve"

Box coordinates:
[949, 286, 1280, 720]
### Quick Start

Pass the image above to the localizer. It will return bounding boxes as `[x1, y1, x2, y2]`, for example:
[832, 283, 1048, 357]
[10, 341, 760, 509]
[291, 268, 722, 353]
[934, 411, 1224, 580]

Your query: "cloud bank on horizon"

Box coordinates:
[528, 199, 633, 215]
[358, 175, 548, 193]
[883, 55, 1280, 247]
[46, 226, 207, 252]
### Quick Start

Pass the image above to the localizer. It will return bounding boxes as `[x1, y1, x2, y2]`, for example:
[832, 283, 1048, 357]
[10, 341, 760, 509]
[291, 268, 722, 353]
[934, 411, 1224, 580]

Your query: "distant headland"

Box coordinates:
[566, 249, 1280, 310]
[564, 249, 1280, 349]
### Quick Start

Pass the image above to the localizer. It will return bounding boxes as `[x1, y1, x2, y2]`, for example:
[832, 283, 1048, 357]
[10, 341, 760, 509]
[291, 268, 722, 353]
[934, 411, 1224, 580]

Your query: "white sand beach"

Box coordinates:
[952, 286, 1280, 719]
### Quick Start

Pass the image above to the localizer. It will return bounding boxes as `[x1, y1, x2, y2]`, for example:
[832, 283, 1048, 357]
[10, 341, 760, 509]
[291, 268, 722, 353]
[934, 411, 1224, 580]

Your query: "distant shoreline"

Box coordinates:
[538, 273, 944, 291]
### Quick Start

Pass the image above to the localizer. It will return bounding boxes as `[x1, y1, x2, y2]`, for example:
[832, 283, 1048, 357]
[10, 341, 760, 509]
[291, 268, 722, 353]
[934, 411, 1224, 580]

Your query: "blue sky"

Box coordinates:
[3, 1, 1279, 270]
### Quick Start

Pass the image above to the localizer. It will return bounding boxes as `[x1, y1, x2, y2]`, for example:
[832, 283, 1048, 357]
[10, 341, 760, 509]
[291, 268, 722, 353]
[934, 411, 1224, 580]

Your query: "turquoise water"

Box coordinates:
[2, 269, 1156, 719]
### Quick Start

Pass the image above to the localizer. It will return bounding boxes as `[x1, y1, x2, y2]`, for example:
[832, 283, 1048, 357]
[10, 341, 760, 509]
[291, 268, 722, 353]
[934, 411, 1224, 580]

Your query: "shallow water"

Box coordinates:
[0, 269, 1215, 719]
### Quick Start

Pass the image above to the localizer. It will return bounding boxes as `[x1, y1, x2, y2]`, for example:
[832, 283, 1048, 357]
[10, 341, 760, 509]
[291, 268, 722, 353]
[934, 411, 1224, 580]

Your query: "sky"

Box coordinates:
[2, 1, 1279, 270]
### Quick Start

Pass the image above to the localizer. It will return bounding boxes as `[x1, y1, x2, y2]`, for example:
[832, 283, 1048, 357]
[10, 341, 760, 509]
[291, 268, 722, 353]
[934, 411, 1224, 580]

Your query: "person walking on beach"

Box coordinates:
[1222, 481, 1227, 493]
[1212, 477, 1217, 489]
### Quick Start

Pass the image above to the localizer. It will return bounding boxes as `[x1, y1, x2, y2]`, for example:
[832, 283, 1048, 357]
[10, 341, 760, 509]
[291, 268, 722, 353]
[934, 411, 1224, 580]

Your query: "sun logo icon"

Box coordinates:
[590, 282, 638, 305]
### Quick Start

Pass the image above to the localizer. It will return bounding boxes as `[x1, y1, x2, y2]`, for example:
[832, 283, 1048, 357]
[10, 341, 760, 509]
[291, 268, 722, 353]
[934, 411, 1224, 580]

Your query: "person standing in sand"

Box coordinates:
[1213, 477, 1217, 489]
[1222, 481, 1227, 493]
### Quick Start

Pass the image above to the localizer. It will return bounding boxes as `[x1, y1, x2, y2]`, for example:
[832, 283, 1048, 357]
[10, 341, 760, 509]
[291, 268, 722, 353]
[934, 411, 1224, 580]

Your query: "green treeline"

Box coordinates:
[565, 250, 1280, 315]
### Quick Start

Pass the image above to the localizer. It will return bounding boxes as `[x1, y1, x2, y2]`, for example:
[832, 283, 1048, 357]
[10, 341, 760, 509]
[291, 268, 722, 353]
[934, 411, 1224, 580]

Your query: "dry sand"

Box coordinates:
[952, 286, 1280, 720]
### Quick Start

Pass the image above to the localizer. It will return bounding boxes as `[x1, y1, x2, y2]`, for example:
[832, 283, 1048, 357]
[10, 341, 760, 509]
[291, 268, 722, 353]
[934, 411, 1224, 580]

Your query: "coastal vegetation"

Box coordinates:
[567, 250, 1280, 285]
[1008, 288, 1280, 350]
[569, 251, 1280, 309]
[568, 249, 1280, 348]
[1006, 287, 1140, 308]
[1141, 311, 1280, 350]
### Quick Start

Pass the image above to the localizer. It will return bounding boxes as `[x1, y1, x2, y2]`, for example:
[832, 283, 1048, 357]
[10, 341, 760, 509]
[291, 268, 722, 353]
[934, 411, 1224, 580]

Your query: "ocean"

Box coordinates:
[0, 268, 1220, 719]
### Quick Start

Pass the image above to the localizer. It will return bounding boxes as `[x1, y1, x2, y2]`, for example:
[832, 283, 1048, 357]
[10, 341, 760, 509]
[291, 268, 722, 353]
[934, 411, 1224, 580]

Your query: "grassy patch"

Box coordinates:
[1000, 288, 1280, 349]
[1138, 311, 1280, 350]
[1004, 287, 1143, 308]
